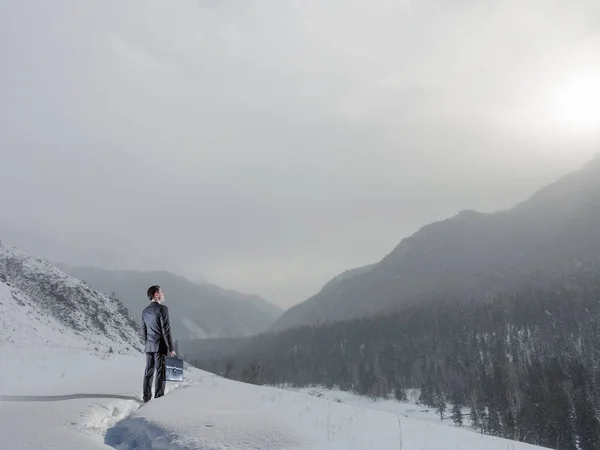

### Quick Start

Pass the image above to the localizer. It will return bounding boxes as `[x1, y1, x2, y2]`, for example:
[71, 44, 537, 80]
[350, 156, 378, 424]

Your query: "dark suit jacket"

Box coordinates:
[141, 301, 174, 354]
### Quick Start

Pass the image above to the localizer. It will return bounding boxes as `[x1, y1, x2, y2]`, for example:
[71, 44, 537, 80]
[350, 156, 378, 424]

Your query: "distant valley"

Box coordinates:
[56, 264, 282, 341]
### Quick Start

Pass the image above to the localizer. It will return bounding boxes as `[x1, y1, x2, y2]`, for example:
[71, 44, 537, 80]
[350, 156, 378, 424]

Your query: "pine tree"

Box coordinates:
[470, 405, 480, 431]
[487, 408, 501, 436]
[434, 388, 446, 420]
[452, 403, 463, 426]
[419, 370, 434, 407]
[394, 382, 407, 401]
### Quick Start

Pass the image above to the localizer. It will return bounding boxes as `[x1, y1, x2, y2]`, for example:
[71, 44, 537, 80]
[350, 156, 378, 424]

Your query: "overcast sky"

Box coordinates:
[1, 0, 600, 308]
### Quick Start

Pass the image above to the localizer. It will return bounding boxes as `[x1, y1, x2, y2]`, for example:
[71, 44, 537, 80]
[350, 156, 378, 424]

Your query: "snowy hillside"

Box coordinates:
[0, 345, 548, 450]
[0, 243, 547, 449]
[0, 243, 141, 353]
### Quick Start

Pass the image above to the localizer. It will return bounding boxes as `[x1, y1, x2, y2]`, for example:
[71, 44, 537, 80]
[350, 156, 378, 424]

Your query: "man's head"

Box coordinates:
[147, 285, 164, 302]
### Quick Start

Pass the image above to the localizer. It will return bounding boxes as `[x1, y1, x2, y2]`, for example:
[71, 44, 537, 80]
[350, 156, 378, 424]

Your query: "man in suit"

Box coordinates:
[141, 285, 176, 402]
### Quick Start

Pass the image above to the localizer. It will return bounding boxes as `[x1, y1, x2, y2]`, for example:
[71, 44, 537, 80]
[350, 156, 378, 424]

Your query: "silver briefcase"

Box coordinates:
[165, 356, 184, 382]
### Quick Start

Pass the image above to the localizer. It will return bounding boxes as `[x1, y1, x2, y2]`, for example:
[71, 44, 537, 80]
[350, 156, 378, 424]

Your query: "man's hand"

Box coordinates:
[168, 351, 176, 357]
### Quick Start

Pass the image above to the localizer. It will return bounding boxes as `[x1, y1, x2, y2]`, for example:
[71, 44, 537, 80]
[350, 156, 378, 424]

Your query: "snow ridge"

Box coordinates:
[0, 243, 141, 353]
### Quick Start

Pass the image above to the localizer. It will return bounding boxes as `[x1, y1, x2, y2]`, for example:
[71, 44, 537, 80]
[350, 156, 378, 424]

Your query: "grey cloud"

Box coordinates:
[2, 0, 600, 307]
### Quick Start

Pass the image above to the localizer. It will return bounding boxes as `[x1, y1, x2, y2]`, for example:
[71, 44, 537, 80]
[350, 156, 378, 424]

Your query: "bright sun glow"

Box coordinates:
[547, 70, 600, 136]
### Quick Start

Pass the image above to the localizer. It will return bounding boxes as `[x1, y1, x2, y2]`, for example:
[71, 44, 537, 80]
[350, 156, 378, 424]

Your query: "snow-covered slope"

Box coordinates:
[0, 244, 141, 353]
[0, 346, 547, 450]
[0, 243, 547, 449]
[0, 346, 201, 449]
[109, 375, 550, 450]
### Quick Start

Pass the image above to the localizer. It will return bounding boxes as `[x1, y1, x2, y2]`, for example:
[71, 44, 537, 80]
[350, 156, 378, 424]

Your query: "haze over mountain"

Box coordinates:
[56, 264, 282, 341]
[272, 154, 600, 331]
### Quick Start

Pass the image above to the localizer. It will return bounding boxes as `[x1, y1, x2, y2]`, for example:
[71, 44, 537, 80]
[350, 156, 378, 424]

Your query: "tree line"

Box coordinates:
[192, 273, 600, 449]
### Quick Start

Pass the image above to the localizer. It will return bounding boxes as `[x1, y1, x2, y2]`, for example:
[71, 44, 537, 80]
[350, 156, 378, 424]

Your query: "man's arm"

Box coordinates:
[141, 318, 147, 343]
[159, 305, 174, 354]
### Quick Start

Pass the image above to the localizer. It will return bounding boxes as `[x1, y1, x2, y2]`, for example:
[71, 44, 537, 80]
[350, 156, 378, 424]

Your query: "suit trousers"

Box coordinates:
[143, 351, 166, 402]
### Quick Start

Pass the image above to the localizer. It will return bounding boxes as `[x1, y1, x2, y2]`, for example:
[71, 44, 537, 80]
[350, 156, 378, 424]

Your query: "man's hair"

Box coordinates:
[147, 285, 161, 300]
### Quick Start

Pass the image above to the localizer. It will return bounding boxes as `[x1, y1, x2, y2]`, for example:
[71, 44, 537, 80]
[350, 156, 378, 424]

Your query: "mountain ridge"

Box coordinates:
[272, 153, 600, 331]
